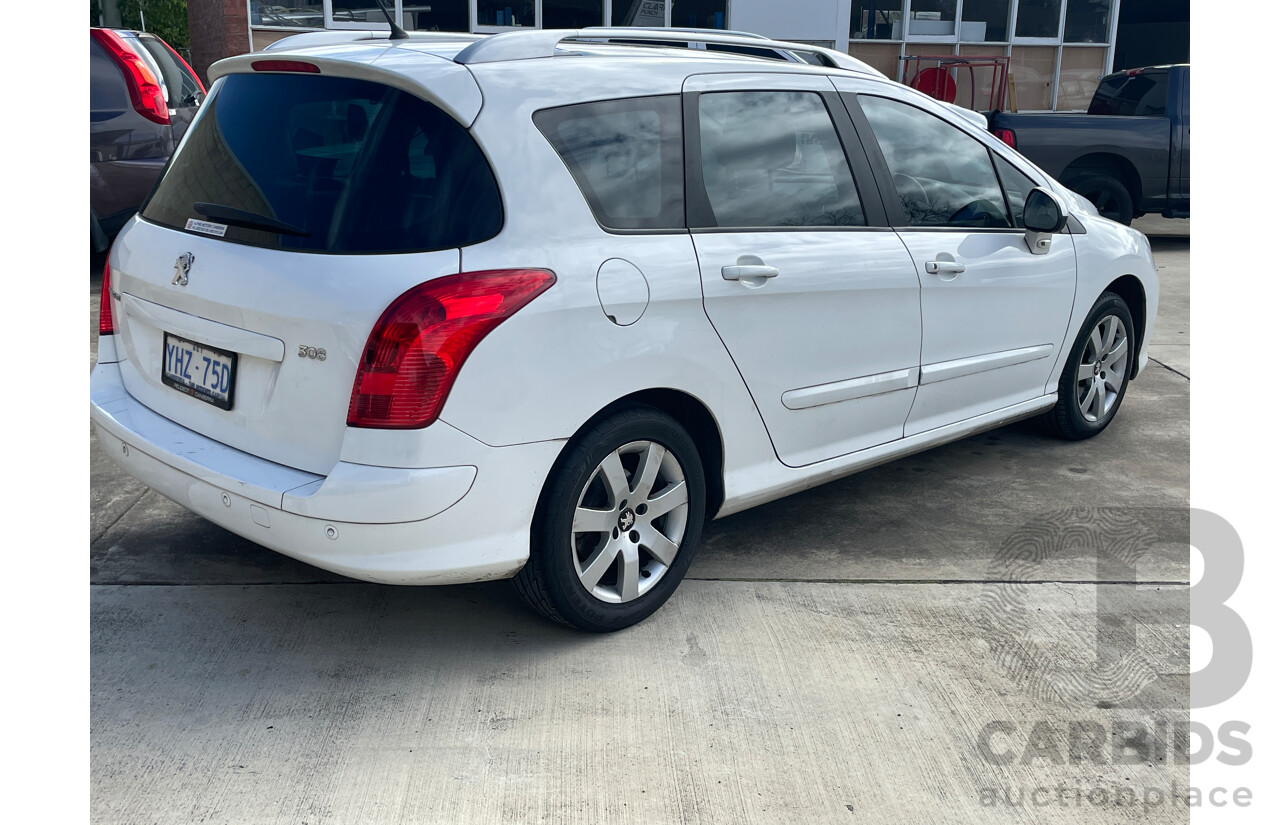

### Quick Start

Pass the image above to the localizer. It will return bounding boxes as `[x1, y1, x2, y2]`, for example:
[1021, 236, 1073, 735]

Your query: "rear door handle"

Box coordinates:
[721, 265, 779, 281]
[925, 260, 966, 275]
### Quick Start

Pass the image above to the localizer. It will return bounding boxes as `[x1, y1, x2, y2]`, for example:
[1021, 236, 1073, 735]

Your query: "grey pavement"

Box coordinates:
[90, 220, 1191, 824]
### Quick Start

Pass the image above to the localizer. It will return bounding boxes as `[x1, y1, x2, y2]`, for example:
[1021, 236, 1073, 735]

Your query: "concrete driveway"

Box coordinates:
[90, 219, 1190, 824]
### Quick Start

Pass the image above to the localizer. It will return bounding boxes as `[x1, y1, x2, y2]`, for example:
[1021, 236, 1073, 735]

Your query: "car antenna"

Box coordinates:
[374, 0, 409, 40]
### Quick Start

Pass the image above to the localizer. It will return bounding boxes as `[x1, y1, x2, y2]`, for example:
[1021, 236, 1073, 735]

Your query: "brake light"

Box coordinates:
[91, 28, 169, 125]
[251, 60, 321, 74]
[99, 257, 115, 336]
[994, 128, 1017, 149]
[348, 270, 556, 429]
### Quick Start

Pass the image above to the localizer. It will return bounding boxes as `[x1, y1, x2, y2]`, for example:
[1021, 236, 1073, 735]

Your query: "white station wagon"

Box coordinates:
[91, 27, 1159, 631]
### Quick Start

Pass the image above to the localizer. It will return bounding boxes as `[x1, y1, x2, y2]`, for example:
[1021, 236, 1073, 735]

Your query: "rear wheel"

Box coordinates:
[514, 407, 706, 632]
[1069, 174, 1133, 225]
[1042, 292, 1135, 440]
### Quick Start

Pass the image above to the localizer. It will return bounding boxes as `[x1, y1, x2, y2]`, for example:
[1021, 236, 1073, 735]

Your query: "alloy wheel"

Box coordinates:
[1076, 313, 1129, 423]
[570, 440, 690, 603]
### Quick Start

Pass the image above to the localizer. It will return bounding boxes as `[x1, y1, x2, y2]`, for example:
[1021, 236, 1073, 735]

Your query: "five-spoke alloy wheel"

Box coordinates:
[515, 406, 706, 632]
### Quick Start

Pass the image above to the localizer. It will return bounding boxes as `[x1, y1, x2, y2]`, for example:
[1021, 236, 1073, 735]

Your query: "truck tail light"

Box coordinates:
[994, 128, 1017, 149]
[91, 28, 169, 125]
[348, 270, 556, 429]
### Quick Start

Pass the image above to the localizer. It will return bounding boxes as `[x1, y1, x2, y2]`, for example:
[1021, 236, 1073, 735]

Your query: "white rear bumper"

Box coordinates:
[90, 358, 565, 584]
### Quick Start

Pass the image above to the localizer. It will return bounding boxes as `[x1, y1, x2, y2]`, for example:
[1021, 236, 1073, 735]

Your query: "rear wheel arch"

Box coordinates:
[1061, 153, 1142, 220]
[555, 389, 726, 521]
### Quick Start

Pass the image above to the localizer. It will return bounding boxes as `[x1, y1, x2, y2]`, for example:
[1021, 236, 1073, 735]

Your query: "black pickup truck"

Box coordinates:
[986, 64, 1189, 225]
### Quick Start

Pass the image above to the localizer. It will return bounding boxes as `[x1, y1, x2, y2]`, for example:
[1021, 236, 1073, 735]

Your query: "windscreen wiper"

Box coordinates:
[193, 202, 310, 237]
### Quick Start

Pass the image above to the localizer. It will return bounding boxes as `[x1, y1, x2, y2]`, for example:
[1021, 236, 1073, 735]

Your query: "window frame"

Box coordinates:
[841, 87, 1049, 233]
[682, 86, 891, 233]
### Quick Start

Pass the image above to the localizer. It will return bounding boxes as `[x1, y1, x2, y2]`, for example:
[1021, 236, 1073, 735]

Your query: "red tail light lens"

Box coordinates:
[994, 128, 1017, 149]
[251, 60, 321, 74]
[99, 257, 115, 336]
[348, 270, 556, 429]
[91, 28, 169, 125]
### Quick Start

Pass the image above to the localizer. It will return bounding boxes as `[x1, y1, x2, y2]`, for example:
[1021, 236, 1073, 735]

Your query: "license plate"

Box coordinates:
[162, 333, 237, 410]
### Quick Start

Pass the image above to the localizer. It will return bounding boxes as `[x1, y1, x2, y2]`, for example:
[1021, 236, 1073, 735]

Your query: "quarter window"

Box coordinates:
[858, 94, 1011, 228]
[695, 91, 865, 229]
[535, 95, 684, 231]
[994, 155, 1039, 228]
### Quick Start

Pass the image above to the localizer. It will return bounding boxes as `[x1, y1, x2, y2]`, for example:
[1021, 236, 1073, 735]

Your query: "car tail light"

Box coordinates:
[348, 270, 556, 429]
[99, 257, 115, 336]
[251, 60, 321, 74]
[91, 28, 169, 125]
[994, 128, 1016, 149]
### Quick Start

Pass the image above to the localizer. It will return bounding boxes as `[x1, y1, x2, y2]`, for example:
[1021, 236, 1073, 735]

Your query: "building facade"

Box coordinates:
[185, 1, 1185, 112]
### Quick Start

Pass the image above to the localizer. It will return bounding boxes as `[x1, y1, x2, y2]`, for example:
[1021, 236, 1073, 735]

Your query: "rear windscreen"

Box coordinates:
[142, 73, 502, 254]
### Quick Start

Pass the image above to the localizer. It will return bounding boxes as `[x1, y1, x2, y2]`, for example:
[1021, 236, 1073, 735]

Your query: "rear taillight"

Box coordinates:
[348, 270, 556, 429]
[91, 28, 169, 125]
[994, 128, 1017, 149]
[99, 257, 115, 336]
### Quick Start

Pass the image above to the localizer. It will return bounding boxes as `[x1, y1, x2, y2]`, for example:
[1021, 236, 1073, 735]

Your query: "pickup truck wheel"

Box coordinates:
[1070, 175, 1133, 225]
[514, 407, 705, 632]
[1041, 292, 1134, 440]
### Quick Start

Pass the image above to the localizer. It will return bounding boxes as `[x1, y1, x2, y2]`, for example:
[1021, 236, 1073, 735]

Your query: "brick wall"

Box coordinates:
[186, 0, 251, 86]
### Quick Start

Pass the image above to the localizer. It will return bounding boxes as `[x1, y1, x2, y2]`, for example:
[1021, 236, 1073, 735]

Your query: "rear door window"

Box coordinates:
[142, 73, 503, 253]
[694, 91, 865, 228]
[534, 95, 684, 231]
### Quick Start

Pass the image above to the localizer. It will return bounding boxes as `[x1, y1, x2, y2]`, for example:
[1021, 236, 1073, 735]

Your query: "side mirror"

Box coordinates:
[1023, 187, 1068, 255]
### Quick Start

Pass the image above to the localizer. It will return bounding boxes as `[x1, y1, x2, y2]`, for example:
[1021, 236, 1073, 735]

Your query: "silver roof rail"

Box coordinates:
[603, 26, 771, 40]
[454, 27, 881, 76]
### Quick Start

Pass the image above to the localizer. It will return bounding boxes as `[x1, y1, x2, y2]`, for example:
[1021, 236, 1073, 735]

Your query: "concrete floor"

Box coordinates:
[90, 221, 1191, 824]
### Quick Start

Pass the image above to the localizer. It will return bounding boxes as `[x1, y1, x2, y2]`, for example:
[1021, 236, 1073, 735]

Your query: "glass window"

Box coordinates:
[143, 74, 503, 253]
[858, 95, 1011, 228]
[544, 0, 604, 28]
[1056, 47, 1108, 110]
[331, 1, 386, 24]
[696, 92, 864, 228]
[1087, 71, 1169, 117]
[404, 0, 470, 31]
[1010, 45, 1055, 109]
[850, 1, 903, 41]
[612, 0, 667, 26]
[908, 1, 957, 38]
[671, 0, 726, 29]
[478, 0, 535, 26]
[1014, 0, 1062, 39]
[534, 96, 684, 231]
[1064, 0, 1111, 43]
[993, 155, 1037, 227]
[250, 1, 323, 28]
[961, 0, 1010, 42]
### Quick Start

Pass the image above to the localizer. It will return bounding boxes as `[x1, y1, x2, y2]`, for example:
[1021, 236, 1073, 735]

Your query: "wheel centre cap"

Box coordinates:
[618, 509, 636, 531]
[1093, 362, 1101, 376]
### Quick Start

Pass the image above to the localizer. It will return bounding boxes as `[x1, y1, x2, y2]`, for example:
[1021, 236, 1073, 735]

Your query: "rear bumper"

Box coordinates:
[90, 358, 565, 584]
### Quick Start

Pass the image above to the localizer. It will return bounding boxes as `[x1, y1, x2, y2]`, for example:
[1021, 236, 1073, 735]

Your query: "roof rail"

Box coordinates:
[454, 27, 880, 76]
[613, 26, 771, 40]
[263, 29, 482, 52]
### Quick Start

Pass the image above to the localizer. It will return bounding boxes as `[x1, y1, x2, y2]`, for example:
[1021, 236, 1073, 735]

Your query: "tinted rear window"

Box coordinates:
[142, 73, 502, 254]
[534, 95, 684, 231]
[1087, 72, 1169, 117]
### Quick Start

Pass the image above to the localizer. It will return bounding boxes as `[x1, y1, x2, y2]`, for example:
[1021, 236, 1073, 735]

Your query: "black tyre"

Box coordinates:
[1068, 174, 1134, 225]
[1042, 292, 1135, 440]
[514, 406, 706, 632]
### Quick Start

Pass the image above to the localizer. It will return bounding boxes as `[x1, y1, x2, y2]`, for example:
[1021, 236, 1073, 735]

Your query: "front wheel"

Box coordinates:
[1041, 292, 1135, 440]
[514, 407, 706, 632]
